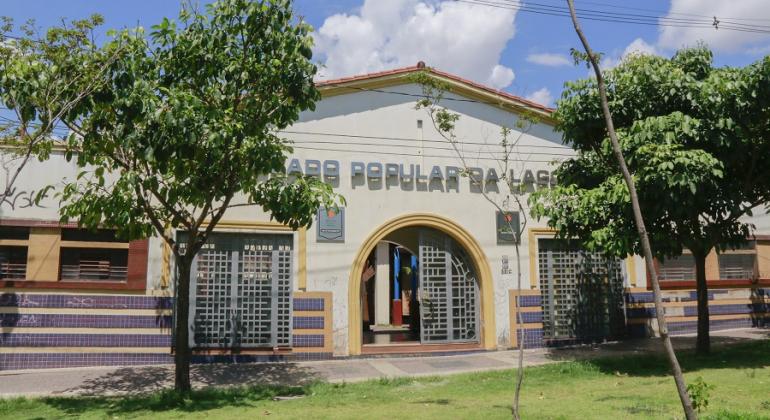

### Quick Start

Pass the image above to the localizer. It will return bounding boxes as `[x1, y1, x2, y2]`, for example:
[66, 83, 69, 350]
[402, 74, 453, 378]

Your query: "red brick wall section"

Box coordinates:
[127, 239, 150, 289]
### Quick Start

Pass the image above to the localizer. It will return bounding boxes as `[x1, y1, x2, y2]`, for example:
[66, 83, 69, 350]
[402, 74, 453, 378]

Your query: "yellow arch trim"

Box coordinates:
[347, 213, 496, 355]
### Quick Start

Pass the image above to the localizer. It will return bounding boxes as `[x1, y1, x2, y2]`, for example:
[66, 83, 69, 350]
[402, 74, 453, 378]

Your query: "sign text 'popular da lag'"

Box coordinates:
[286, 158, 557, 190]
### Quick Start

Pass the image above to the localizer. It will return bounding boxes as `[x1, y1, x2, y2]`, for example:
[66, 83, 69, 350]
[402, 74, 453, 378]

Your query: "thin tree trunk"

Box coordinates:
[174, 254, 193, 393]
[693, 251, 710, 355]
[566, 1, 696, 418]
[512, 223, 524, 420]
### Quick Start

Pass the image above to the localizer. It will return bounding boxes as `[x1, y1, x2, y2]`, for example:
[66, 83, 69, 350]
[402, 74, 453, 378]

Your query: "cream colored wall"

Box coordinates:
[4, 82, 770, 354]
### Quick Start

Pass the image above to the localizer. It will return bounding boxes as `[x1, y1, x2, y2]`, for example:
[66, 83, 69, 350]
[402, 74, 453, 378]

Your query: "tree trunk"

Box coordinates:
[512, 216, 524, 420]
[566, 2, 697, 418]
[174, 254, 193, 393]
[693, 251, 710, 355]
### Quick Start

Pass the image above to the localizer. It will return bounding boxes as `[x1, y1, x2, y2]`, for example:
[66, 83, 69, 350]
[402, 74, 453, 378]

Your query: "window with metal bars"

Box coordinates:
[537, 238, 625, 342]
[658, 254, 696, 282]
[718, 241, 757, 280]
[59, 228, 129, 282]
[182, 231, 294, 349]
[0, 227, 29, 279]
[0, 246, 27, 279]
[59, 248, 128, 281]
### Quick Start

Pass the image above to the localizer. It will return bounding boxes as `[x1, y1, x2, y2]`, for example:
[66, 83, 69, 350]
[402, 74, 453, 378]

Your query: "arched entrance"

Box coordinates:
[348, 213, 496, 355]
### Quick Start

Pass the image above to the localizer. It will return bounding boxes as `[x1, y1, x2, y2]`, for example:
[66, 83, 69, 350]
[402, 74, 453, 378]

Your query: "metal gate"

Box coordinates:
[188, 232, 293, 348]
[418, 229, 480, 344]
[538, 238, 625, 341]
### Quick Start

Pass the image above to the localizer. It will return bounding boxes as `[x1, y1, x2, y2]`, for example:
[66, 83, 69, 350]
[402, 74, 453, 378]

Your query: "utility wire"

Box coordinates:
[457, 0, 770, 34]
[291, 145, 566, 164]
[508, 0, 770, 30]
[559, 0, 770, 23]
[279, 130, 573, 150]
[290, 139, 576, 157]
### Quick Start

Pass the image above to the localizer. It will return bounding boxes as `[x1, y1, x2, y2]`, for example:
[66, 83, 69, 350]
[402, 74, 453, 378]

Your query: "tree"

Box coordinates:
[533, 1, 698, 418]
[41, 0, 341, 392]
[411, 71, 539, 420]
[532, 41, 770, 357]
[0, 15, 116, 209]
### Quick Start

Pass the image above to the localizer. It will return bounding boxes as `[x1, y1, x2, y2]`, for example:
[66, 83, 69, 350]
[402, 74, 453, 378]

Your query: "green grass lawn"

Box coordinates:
[2, 340, 770, 420]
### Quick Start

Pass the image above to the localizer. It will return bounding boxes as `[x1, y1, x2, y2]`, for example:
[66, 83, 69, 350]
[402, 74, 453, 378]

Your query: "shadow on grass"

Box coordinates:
[39, 383, 309, 417]
[60, 362, 322, 396]
[550, 336, 770, 378]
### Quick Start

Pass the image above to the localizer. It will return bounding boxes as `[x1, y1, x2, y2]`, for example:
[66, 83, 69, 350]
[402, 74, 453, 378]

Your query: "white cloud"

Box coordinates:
[488, 64, 515, 90]
[658, 0, 770, 53]
[599, 37, 659, 70]
[526, 52, 571, 67]
[313, 0, 519, 89]
[623, 38, 658, 57]
[525, 87, 552, 106]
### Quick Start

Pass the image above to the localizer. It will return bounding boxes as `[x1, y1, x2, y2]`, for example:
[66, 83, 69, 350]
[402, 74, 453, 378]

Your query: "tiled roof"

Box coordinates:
[316, 63, 554, 114]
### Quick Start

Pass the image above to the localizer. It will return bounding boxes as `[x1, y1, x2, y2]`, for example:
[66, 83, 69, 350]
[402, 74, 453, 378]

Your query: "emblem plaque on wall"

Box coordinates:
[496, 211, 520, 244]
[317, 207, 345, 243]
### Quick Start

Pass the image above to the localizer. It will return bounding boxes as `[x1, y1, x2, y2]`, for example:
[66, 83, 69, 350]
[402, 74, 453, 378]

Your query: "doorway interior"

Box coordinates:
[361, 226, 481, 350]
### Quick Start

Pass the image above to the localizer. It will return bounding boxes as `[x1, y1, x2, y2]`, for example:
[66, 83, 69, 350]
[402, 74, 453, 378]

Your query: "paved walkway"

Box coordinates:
[0, 328, 767, 398]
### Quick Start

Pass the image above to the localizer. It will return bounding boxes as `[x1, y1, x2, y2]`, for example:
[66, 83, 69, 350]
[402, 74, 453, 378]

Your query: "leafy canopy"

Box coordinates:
[0, 15, 109, 202]
[55, 0, 340, 251]
[531, 46, 770, 258]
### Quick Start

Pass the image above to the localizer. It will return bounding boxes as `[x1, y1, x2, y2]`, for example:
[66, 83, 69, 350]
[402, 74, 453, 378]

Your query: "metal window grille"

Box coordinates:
[419, 229, 479, 344]
[718, 253, 757, 280]
[0, 246, 27, 279]
[538, 239, 625, 341]
[189, 232, 293, 348]
[658, 254, 696, 281]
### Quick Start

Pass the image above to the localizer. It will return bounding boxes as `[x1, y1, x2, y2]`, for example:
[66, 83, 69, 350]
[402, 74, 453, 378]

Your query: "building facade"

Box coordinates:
[1, 65, 769, 370]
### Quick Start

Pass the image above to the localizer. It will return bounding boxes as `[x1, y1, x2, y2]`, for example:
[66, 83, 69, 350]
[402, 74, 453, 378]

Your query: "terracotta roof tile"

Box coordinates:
[316, 64, 554, 114]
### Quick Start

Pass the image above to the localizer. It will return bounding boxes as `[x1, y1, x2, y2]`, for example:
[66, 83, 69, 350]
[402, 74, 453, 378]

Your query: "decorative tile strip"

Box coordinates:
[292, 316, 324, 330]
[293, 298, 324, 312]
[0, 351, 336, 370]
[292, 334, 324, 348]
[683, 304, 755, 317]
[516, 328, 544, 349]
[0, 293, 173, 310]
[687, 291, 716, 301]
[0, 313, 172, 329]
[668, 317, 762, 335]
[291, 352, 334, 361]
[517, 295, 542, 308]
[519, 311, 543, 324]
[626, 307, 656, 319]
[0, 333, 171, 347]
[626, 292, 654, 304]
[0, 353, 173, 371]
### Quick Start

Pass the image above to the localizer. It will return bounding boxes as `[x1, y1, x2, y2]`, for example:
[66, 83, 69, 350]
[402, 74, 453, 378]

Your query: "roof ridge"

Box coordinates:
[315, 63, 554, 114]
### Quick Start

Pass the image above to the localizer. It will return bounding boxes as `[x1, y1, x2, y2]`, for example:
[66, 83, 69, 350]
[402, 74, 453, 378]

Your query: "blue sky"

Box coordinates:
[3, 0, 770, 107]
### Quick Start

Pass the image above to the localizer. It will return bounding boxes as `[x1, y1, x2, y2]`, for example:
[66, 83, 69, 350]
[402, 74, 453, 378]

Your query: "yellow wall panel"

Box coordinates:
[758, 241, 770, 279]
[26, 227, 61, 281]
[705, 249, 720, 280]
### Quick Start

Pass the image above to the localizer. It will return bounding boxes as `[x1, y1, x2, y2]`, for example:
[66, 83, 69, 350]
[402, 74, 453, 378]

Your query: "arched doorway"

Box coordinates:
[348, 213, 495, 355]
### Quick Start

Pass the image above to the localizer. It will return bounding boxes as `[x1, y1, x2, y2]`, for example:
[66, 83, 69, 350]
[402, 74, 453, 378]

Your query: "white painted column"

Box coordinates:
[375, 241, 390, 325]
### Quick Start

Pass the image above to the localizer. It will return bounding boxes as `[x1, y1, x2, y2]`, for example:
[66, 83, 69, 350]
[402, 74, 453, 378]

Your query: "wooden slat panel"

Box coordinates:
[26, 227, 61, 281]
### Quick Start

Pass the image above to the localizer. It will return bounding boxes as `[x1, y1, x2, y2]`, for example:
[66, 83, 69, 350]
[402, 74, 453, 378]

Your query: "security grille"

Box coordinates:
[419, 229, 479, 343]
[658, 254, 696, 281]
[188, 232, 293, 348]
[538, 238, 625, 341]
[718, 253, 757, 280]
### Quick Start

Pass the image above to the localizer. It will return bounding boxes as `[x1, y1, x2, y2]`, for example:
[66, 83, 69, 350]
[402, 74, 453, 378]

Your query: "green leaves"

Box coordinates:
[49, 0, 342, 247]
[535, 45, 770, 259]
